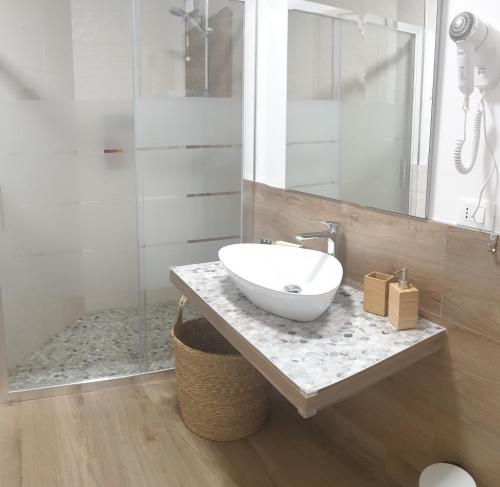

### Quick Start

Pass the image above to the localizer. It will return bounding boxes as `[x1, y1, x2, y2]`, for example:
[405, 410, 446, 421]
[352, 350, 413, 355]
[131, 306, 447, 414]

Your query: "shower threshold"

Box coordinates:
[8, 301, 197, 392]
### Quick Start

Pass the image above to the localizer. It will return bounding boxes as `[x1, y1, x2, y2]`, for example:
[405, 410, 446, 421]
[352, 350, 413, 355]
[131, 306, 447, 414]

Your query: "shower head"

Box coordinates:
[168, 6, 211, 35]
[169, 6, 187, 18]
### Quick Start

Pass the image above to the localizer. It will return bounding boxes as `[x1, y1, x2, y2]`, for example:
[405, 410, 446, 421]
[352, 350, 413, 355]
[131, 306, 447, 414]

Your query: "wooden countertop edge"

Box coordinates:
[170, 270, 446, 419]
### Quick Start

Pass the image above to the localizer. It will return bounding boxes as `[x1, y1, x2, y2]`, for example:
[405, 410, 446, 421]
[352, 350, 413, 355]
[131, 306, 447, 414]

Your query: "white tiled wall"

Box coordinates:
[139, 147, 241, 197]
[136, 98, 243, 148]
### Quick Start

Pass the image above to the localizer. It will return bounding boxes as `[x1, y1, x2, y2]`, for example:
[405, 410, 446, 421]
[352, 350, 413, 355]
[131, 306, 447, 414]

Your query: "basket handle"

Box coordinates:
[176, 295, 189, 325]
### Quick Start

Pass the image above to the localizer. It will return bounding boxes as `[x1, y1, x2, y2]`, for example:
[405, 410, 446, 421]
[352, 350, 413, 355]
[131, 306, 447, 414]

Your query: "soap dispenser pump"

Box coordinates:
[388, 268, 419, 329]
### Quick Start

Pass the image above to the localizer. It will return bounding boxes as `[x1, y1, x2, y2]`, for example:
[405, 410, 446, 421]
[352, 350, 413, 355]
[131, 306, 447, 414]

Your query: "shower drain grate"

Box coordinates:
[128, 351, 144, 362]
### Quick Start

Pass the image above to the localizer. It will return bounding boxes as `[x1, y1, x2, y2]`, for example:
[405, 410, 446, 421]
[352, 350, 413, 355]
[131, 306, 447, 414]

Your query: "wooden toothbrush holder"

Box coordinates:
[363, 272, 397, 316]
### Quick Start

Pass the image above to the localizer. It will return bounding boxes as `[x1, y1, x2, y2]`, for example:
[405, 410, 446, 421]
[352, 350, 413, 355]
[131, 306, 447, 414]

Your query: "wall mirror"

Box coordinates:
[286, 0, 439, 217]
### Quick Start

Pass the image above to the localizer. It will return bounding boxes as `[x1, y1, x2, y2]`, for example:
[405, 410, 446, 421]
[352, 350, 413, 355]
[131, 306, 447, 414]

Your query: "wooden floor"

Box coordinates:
[0, 374, 401, 487]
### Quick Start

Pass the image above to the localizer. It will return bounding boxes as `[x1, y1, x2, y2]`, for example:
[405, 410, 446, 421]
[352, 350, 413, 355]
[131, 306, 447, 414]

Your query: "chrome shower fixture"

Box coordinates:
[168, 6, 212, 35]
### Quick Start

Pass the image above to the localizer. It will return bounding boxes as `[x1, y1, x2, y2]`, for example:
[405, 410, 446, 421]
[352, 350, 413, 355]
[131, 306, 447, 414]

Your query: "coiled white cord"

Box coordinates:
[454, 94, 484, 174]
[454, 92, 498, 219]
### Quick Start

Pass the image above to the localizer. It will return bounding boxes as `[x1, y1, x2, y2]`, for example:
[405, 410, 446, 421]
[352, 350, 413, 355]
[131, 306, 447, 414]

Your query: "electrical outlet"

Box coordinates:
[457, 198, 496, 231]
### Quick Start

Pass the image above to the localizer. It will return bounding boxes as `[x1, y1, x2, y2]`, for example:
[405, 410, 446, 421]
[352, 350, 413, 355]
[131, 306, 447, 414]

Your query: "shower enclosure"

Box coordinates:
[0, 0, 246, 395]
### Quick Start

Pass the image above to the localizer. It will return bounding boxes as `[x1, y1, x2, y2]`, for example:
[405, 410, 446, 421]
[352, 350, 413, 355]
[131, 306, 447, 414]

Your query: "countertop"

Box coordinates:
[170, 261, 446, 417]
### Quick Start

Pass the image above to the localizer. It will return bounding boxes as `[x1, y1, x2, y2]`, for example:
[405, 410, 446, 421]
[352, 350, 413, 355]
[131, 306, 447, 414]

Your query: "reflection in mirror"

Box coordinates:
[286, 0, 438, 217]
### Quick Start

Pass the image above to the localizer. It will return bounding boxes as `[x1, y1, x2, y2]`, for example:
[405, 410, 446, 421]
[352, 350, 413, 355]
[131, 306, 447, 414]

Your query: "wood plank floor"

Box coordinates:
[0, 374, 400, 487]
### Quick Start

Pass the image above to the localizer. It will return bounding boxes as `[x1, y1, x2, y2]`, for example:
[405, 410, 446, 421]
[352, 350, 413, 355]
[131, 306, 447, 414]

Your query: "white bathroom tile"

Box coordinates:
[136, 97, 243, 148]
[82, 248, 139, 311]
[78, 150, 136, 202]
[0, 66, 48, 101]
[0, 151, 79, 206]
[286, 142, 338, 187]
[143, 237, 239, 291]
[42, 0, 74, 76]
[72, 43, 133, 101]
[314, 77, 334, 100]
[44, 70, 76, 100]
[1, 249, 85, 368]
[2, 200, 81, 257]
[138, 1, 186, 99]
[0, 0, 45, 73]
[145, 286, 181, 305]
[71, 8, 131, 44]
[287, 77, 314, 100]
[5, 305, 59, 368]
[71, 0, 129, 12]
[143, 193, 241, 245]
[75, 101, 134, 151]
[286, 100, 339, 142]
[0, 101, 78, 152]
[80, 199, 138, 254]
[139, 147, 241, 198]
[60, 295, 86, 328]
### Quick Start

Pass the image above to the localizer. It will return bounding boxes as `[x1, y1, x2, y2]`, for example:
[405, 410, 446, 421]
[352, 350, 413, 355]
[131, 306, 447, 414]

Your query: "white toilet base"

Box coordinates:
[419, 463, 476, 487]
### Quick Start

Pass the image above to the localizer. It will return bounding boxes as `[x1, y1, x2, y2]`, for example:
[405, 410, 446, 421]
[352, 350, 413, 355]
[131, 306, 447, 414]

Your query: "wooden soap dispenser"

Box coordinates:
[388, 268, 419, 330]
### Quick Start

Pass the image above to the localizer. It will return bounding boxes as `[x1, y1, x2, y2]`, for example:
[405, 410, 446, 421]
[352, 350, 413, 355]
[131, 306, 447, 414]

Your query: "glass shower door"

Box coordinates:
[134, 0, 245, 372]
[0, 0, 245, 394]
[0, 0, 143, 392]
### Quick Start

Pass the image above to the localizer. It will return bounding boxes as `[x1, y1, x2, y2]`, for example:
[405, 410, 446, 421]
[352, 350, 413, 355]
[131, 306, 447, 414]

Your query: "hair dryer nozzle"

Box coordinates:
[449, 12, 477, 42]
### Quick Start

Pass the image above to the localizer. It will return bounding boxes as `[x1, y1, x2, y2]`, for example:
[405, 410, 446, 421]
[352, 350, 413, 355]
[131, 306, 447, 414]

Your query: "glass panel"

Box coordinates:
[1, 0, 142, 391]
[286, 8, 415, 214]
[134, 0, 244, 373]
[0, 0, 244, 392]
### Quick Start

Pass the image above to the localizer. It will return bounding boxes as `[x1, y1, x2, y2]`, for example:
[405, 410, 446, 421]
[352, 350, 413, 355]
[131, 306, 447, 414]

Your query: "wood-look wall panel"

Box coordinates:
[436, 327, 500, 439]
[442, 226, 500, 342]
[335, 205, 447, 315]
[245, 180, 500, 487]
[250, 182, 446, 315]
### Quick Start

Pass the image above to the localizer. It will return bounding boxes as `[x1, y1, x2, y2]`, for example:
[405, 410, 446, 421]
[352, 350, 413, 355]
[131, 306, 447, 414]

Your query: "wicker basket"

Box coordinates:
[172, 296, 270, 441]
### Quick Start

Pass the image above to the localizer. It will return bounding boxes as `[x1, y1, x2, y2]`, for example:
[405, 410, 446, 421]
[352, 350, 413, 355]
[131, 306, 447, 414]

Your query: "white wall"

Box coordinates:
[254, 0, 288, 187]
[429, 0, 500, 233]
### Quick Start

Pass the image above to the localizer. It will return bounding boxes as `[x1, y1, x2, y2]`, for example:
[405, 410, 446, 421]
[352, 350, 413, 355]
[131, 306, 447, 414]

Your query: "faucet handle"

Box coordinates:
[309, 218, 338, 233]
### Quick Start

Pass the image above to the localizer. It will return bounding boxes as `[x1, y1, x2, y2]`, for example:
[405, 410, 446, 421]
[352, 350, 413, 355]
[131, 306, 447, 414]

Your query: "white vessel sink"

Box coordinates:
[218, 243, 343, 321]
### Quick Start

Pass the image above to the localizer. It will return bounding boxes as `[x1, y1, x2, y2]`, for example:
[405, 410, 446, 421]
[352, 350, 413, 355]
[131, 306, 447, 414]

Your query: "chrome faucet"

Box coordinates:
[296, 219, 339, 257]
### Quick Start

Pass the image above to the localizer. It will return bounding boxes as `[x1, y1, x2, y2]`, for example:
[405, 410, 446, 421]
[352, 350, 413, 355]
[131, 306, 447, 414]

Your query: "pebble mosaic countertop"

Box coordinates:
[171, 261, 446, 396]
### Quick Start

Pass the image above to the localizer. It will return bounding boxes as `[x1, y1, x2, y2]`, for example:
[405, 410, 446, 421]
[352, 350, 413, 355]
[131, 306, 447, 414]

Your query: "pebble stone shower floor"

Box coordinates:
[8, 301, 198, 391]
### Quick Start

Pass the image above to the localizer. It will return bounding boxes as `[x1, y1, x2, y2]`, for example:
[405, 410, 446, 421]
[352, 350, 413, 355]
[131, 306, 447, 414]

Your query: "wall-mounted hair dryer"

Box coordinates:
[449, 12, 500, 100]
[449, 12, 499, 219]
